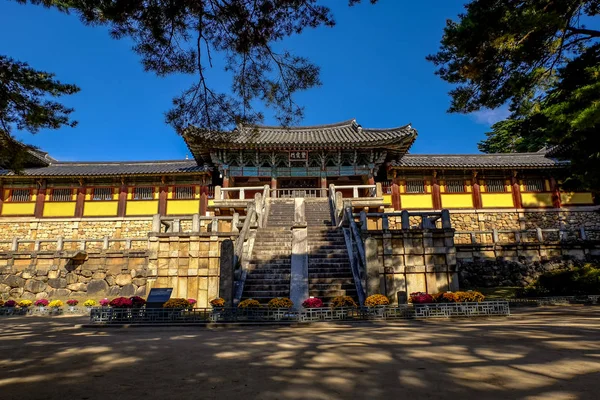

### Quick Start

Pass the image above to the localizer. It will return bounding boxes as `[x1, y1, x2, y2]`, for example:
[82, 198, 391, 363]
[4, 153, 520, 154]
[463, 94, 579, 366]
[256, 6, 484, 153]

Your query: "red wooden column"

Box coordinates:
[511, 172, 522, 209]
[117, 181, 128, 217]
[320, 174, 327, 198]
[271, 175, 278, 198]
[391, 181, 401, 210]
[200, 186, 208, 216]
[158, 185, 168, 216]
[471, 171, 482, 209]
[0, 180, 3, 216]
[34, 184, 46, 218]
[432, 172, 442, 210]
[222, 170, 230, 188]
[550, 177, 562, 208]
[75, 185, 86, 218]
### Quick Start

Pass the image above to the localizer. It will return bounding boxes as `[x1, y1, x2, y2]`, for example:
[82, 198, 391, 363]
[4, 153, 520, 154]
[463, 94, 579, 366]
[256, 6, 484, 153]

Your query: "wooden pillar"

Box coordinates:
[550, 177, 562, 208]
[391, 182, 401, 210]
[511, 172, 522, 209]
[222, 170, 230, 188]
[472, 171, 482, 209]
[75, 186, 85, 218]
[367, 172, 375, 185]
[34, 182, 46, 218]
[432, 172, 441, 210]
[320, 174, 327, 198]
[0, 180, 3, 216]
[117, 181, 127, 217]
[271, 175, 277, 198]
[158, 185, 168, 216]
[200, 186, 208, 216]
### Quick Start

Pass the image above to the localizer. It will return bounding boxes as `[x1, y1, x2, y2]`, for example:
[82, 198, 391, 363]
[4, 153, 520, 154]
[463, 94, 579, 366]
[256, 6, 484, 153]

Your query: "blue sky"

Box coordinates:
[1, 1, 508, 161]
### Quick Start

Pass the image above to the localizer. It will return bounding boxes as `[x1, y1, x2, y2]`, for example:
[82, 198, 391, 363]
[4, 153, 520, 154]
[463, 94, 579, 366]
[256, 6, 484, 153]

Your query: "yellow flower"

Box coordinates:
[83, 299, 97, 307]
[48, 300, 64, 308]
[18, 300, 33, 307]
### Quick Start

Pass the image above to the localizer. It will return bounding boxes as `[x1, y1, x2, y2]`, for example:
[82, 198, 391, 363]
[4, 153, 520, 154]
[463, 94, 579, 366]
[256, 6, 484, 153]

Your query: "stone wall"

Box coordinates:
[0, 250, 150, 301]
[0, 218, 154, 242]
[457, 242, 600, 288]
[0, 232, 236, 307]
[364, 228, 458, 304]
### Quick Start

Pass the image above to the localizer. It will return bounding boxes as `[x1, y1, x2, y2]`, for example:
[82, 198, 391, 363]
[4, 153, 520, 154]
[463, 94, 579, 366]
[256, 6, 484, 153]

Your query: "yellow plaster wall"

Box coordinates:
[83, 201, 118, 217]
[481, 193, 514, 208]
[441, 194, 473, 209]
[1, 203, 35, 216]
[126, 200, 159, 216]
[521, 193, 553, 208]
[400, 194, 433, 209]
[43, 202, 76, 217]
[561, 192, 594, 205]
[166, 199, 200, 215]
[382, 194, 392, 205]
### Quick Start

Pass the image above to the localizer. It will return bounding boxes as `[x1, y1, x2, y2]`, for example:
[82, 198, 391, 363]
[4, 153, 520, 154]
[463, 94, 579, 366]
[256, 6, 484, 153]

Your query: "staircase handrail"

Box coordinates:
[342, 202, 366, 305]
[234, 202, 256, 268]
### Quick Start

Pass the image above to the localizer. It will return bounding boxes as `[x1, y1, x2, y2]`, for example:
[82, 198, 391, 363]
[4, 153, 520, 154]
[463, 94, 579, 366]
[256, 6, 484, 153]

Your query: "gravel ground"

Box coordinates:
[1, 306, 599, 400]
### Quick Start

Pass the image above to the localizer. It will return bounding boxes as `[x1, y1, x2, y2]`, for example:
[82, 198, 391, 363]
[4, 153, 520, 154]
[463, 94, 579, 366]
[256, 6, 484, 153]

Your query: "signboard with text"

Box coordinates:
[289, 150, 308, 161]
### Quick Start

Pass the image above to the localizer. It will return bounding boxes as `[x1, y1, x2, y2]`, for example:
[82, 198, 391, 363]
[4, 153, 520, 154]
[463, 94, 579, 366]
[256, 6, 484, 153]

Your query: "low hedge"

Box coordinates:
[517, 264, 600, 297]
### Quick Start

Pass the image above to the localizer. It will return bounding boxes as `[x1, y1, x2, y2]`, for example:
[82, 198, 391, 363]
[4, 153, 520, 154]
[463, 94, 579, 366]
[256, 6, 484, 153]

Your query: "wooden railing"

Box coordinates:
[153, 214, 246, 234]
[330, 184, 379, 199]
[353, 210, 452, 231]
[215, 185, 269, 200]
[0, 237, 150, 252]
[271, 188, 327, 198]
[455, 227, 600, 244]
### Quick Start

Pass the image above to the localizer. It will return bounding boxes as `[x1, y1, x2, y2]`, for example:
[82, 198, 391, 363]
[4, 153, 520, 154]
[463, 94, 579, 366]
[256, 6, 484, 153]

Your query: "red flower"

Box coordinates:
[302, 298, 323, 308]
[109, 297, 133, 308]
[130, 296, 146, 308]
[410, 292, 434, 304]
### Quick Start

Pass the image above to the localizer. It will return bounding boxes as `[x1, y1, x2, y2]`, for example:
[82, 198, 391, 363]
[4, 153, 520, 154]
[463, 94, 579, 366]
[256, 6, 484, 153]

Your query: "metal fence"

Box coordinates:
[88, 301, 510, 324]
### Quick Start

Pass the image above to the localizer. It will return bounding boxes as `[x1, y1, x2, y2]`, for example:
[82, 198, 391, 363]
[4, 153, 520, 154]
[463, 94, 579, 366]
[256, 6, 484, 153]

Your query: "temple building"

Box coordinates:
[0, 119, 598, 306]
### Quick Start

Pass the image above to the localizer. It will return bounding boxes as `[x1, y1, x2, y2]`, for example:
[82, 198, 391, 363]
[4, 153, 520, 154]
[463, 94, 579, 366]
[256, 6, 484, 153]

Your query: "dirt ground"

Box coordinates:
[1, 307, 599, 400]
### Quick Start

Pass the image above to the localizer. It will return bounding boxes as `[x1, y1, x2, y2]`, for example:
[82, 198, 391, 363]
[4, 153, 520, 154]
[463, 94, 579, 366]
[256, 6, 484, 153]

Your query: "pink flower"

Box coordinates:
[187, 298, 197, 305]
[34, 299, 49, 307]
[66, 299, 79, 306]
[410, 292, 434, 304]
[109, 297, 133, 308]
[302, 298, 323, 308]
[99, 298, 110, 306]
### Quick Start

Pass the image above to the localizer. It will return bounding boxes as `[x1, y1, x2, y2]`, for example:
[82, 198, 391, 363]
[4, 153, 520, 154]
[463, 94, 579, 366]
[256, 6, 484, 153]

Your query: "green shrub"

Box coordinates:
[518, 264, 600, 297]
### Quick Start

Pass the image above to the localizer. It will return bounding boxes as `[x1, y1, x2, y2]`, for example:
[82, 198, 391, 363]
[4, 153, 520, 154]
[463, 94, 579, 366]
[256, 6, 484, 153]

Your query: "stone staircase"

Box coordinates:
[307, 227, 357, 305]
[305, 199, 332, 226]
[242, 227, 292, 302]
[266, 199, 295, 228]
[242, 197, 357, 305]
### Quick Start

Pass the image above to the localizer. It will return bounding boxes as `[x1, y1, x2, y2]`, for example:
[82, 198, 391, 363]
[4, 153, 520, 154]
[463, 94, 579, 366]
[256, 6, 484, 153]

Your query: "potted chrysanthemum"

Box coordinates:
[83, 299, 97, 312]
[66, 299, 79, 313]
[4, 299, 17, 315]
[18, 300, 33, 315]
[34, 298, 49, 313]
[48, 300, 64, 315]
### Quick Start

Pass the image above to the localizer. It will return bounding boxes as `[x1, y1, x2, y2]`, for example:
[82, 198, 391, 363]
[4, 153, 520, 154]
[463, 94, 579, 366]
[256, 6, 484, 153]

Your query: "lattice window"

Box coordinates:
[93, 187, 113, 201]
[525, 179, 545, 192]
[175, 186, 194, 199]
[10, 189, 31, 202]
[406, 180, 425, 193]
[381, 180, 392, 194]
[133, 187, 154, 200]
[207, 185, 215, 199]
[445, 180, 465, 193]
[486, 179, 505, 193]
[51, 188, 72, 202]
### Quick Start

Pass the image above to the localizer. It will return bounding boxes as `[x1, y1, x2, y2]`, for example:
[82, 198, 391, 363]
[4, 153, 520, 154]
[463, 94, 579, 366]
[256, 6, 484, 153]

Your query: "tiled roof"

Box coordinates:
[0, 132, 54, 168]
[392, 152, 569, 169]
[0, 160, 209, 177]
[183, 119, 417, 163]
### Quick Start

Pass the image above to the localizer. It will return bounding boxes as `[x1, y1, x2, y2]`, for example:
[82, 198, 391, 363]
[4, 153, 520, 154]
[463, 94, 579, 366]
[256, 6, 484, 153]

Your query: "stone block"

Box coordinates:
[0, 283, 10, 294]
[3, 275, 25, 288]
[66, 273, 78, 285]
[24, 279, 48, 293]
[67, 283, 87, 292]
[105, 275, 115, 286]
[135, 285, 147, 297]
[21, 291, 36, 300]
[9, 288, 23, 297]
[21, 270, 35, 279]
[47, 270, 60, 280]
[47, 278, 67, 289]
[87, 279, 109, 294]
[92, 272, 106, 280]
[35, 291, 49, 300]
[120, 284, 136, 297]
[132, 278, 146, 286]
[115, 274, 132, 286]
[107, 286, 121, 297]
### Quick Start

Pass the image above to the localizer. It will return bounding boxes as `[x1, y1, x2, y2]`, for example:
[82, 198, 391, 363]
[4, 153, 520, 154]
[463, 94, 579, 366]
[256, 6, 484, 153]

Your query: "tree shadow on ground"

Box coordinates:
[1, 307, 600, 400]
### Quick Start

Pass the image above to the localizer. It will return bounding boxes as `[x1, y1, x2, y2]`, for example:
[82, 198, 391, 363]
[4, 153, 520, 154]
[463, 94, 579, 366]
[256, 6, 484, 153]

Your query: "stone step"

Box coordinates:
[243, 290, 289, 298]
[308, 289, 355, 297]
[246, 275, 291, 281]
[309, 272, 356, 279]
[309, 277, 355, 284]
[308, 259, 351, 265]
[243, 284, 290, 291]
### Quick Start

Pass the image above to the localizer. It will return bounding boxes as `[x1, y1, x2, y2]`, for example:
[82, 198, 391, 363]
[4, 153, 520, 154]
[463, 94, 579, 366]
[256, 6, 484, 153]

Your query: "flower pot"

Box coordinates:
[37, 306, 47, 314]
[49, 307, 62, 315]
[68, 306, 77, 313]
